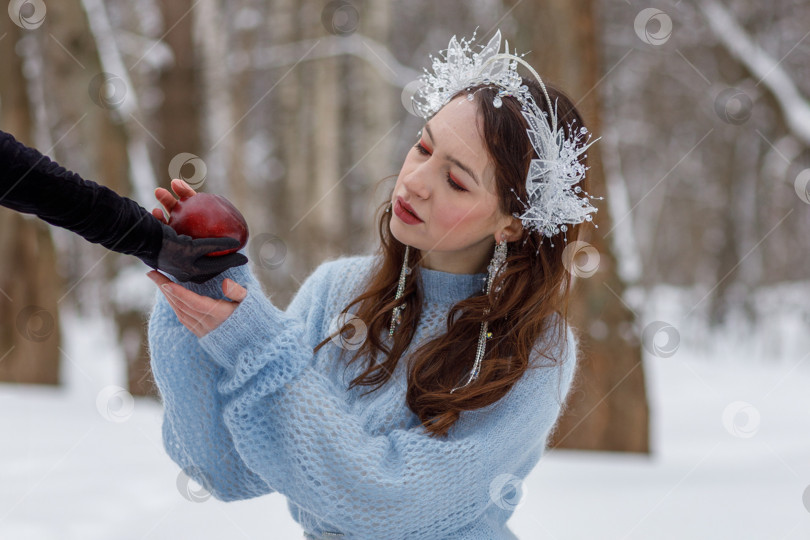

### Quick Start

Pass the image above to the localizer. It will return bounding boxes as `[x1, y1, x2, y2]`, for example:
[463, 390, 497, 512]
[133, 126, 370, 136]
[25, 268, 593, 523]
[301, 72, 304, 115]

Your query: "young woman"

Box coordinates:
[0, 130, 246, 283]
[146, 29, 600, 539]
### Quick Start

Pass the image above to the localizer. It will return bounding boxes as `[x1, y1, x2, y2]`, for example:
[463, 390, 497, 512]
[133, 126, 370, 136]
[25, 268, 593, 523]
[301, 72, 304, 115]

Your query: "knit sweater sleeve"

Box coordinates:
[146, 257, 334, 501]
[147, 267, 270, 500]
[186, 260, 579, 538]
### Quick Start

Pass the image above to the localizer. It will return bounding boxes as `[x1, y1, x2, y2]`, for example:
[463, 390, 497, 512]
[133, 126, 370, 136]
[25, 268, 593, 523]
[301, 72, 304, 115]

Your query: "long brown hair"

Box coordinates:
[313, 79, 592, 437]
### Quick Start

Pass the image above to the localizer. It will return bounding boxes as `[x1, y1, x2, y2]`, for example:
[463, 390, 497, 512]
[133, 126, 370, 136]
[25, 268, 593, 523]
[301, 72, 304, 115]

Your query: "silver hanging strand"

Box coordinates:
[387, 238, 508, 393]
[389, 244, 411, 337]
[450, 238, 508, 393]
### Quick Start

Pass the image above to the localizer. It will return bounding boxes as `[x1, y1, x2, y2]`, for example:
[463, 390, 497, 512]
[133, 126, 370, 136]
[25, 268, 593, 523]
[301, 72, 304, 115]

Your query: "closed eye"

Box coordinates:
[413, 143, 467, 192]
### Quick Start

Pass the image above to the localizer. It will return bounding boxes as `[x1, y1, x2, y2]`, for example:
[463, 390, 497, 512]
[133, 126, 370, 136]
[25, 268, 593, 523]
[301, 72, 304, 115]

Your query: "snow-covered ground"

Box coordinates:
[1, 289, 809, 540]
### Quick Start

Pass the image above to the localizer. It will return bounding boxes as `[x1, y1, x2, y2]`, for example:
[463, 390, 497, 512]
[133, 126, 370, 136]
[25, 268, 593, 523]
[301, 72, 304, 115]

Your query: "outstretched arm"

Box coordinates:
[0, 130, 245, 282]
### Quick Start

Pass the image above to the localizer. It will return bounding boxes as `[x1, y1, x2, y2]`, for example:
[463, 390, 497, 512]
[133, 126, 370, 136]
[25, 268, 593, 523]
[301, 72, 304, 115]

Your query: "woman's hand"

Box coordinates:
[152, 178, 197, 223]
[147, 269, 248, 337]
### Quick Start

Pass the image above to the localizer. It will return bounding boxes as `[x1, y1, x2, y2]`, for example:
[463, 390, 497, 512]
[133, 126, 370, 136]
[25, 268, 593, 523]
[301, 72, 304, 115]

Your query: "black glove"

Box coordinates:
[149, 222, 248, 284]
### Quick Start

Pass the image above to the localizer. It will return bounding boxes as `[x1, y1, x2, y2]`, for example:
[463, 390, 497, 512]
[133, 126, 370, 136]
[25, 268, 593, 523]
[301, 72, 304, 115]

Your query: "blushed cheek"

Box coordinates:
[434, 204, 482, 239]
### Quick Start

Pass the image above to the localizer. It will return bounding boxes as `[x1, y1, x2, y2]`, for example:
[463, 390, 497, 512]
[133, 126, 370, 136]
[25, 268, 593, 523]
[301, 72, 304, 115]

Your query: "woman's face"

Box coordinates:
[390, 95, 518, 274]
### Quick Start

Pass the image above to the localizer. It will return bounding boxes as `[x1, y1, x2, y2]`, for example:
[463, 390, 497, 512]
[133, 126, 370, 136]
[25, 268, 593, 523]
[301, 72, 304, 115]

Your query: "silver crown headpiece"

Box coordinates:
[410, 28, 603, 245]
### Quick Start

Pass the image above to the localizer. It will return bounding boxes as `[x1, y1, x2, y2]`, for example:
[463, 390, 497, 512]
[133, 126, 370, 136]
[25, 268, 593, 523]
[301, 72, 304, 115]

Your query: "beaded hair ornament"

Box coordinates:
[409, 28, 602, 247]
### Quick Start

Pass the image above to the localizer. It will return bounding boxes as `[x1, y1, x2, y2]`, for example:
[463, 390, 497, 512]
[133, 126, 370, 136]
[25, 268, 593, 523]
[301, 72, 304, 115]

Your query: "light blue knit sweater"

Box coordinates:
[147, 252, 578, 539]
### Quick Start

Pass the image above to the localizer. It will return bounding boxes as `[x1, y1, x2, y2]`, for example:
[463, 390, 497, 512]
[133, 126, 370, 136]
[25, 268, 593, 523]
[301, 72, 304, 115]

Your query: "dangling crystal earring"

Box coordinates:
[450, 237, 508, 393]
[389, 244, 411, 337]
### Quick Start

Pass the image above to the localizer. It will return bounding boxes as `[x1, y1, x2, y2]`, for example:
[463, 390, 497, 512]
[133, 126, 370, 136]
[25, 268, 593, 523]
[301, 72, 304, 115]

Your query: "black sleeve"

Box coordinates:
[0, 130, 162, 265]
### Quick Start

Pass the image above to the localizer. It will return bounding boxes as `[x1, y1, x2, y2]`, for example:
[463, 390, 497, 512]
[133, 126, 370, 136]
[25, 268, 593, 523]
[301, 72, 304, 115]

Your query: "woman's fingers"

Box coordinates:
[151, 207, 168, 224]
[154, 180, 195, 223]
[147, 271, 194, 319]
[146, 270, 242, 338]
[171, 178, 197, 198]
[157, 279, 210, 315]
[154, 187, 177, 214]
[147, 269, 171, 286]
[148, 272, 208, 336]
[222, 278, 248, 302]
[165, 295, 205, 337]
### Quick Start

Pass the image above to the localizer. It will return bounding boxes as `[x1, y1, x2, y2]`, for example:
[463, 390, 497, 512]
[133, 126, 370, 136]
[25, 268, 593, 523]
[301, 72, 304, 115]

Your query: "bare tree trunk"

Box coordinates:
[509, 0, 649, 452]
[0, 16, 62, 385]
[193, 0, 232, 196]
[357, 0, 394, 252]
[268, 0, 307, 301]
[228, 8, 251, 215]
[312, 28, 343, 257]
[158, 0, 203, 189]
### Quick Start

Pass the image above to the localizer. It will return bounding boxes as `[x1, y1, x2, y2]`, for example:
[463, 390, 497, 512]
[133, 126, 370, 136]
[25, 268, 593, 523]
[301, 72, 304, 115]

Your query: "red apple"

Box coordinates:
[167, 193, 249, 256]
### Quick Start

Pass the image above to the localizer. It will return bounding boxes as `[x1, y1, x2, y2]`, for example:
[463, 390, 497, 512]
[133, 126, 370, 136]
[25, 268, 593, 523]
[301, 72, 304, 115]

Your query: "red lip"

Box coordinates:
[397, 196, 422, 221]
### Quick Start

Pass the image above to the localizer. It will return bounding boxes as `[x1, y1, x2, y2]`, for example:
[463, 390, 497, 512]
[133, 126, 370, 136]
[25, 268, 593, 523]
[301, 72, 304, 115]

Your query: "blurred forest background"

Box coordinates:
[1, 0, 808, 455]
